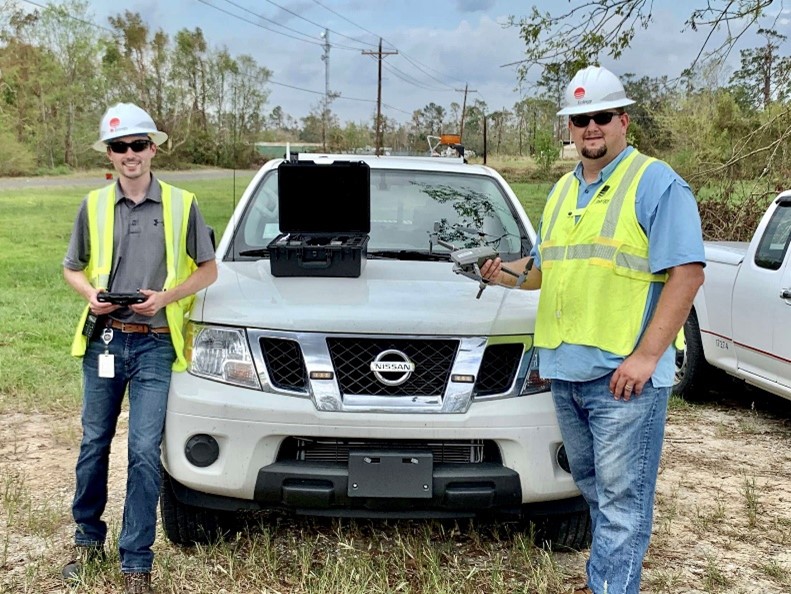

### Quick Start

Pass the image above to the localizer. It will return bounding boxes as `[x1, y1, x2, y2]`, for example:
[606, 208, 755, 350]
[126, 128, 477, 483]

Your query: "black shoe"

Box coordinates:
[62, 544, 105, 582]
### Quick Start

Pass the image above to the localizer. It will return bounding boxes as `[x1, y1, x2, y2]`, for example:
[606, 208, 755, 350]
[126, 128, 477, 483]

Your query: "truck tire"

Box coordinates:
[674, 311, 709, 399]
[522, 507, 592, 551]
[160, 466, 240, 546]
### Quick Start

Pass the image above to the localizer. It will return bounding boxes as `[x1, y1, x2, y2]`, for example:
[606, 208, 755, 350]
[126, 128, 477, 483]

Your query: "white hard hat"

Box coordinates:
[557, 66, 635, 116]
[92, 102, 168, 152]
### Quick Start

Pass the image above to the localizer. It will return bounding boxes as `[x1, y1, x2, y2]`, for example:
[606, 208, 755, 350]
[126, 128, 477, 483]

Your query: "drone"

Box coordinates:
[431, 227, 524, 299]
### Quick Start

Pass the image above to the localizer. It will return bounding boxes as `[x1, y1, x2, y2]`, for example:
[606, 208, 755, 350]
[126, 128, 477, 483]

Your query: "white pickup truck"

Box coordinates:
[159, 154, 590, 550]
[674, 191, 791, 401]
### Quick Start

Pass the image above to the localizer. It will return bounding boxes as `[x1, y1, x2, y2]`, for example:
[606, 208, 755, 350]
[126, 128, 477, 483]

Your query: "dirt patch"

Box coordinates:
[1, 389, 790, 593]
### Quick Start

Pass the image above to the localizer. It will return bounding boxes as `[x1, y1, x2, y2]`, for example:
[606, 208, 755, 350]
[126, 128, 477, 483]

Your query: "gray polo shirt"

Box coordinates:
[63, 175, 215, 327]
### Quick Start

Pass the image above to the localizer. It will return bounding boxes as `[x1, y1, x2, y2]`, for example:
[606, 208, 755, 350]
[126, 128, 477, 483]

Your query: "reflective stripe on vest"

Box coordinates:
[70, 181, 197, 371]
[535, 150, 665, 355]
[87, 185, 115, 288]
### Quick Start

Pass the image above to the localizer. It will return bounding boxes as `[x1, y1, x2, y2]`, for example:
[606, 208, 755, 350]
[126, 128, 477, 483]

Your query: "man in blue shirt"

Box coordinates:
[483, 66, 705, 594]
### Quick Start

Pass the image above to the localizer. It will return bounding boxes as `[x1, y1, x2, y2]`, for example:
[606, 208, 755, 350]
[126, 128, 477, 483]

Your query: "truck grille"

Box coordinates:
[277, 437, 501, 464]
[473, 344, 524, 396]
[326, 338, 457, 396]
[260, 338, 308, 391]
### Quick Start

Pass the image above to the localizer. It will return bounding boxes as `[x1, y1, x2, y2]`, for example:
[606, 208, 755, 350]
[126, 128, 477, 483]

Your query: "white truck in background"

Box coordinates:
[675, 191, 791, 402]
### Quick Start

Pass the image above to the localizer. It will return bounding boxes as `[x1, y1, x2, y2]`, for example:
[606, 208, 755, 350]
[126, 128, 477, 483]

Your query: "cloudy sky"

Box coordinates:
[40, 0, 791, 124]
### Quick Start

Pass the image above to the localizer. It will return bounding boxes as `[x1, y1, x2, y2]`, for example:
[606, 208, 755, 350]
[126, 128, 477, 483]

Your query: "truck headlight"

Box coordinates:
[186, 323, 261, 390]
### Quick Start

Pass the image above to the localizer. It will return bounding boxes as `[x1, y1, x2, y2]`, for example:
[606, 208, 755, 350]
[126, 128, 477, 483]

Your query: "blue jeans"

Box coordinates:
[72, 330, 175, 574]
[551, 373, 669, 594]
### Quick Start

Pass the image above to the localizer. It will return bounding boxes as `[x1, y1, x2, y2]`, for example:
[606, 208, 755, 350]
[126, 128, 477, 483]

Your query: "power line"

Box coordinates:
[307, 0, 460, 92]
[257, 0, 379, 49]
[309, 0, 383, 44]
[196, 0, 324, 47]
[268, 77, 412, 116]
[395, 51, 465, 89]
[203, 0, 470, 101]
[217, 0, 328, 44]
[20, 0, 116, 34]
[383, 62, 453, 93]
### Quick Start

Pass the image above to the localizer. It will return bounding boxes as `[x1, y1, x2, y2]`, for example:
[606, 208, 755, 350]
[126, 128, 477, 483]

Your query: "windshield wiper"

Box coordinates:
[238, 248, 270, 257]
[367, 249, 450, 261]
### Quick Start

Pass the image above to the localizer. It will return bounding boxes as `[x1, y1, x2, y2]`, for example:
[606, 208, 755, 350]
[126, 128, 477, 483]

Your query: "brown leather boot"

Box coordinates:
[572, 587, 594, 594]
[123, 572, 154, 594]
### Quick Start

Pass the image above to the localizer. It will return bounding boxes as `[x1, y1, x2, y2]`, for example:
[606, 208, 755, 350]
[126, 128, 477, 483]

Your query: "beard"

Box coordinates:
[581, 144, 607, 159]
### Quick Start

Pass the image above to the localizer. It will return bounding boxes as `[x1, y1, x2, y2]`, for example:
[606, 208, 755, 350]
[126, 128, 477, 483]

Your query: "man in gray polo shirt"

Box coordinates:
[62, 103, 217, 594]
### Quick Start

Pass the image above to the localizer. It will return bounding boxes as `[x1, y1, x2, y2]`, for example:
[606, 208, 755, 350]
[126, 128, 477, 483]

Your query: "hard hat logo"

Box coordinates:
[557, 65, 635, 116]
[92, 103, 168, 152]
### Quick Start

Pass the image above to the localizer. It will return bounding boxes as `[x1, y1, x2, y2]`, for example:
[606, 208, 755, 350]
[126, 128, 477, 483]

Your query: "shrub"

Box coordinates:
[0, 129, 36, 176]
[532, 131, 559, 178]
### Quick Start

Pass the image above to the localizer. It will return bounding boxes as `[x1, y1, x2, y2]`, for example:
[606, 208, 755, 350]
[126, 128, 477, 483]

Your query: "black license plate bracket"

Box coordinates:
[347, 451, 433, 498]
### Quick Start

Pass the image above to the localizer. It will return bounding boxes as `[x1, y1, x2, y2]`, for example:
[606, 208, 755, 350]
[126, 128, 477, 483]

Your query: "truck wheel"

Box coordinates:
[674, 311, 709, 399]
[522, 508, 592, 551]
[160, 466, 240, 546]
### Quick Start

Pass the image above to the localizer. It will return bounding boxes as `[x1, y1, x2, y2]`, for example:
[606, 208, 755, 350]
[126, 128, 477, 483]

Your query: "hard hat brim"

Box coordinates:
[92, 130, 168, 152]
[557, 98, 635, 116]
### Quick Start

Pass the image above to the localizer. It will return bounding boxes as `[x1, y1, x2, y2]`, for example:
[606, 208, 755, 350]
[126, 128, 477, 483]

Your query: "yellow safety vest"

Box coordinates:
[70, 181, 198, 371]
[536, 150, 668, 356]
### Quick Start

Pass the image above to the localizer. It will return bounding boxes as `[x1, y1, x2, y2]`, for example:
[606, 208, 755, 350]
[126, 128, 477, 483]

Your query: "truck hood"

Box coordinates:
[704, 241, 749, 266]
[195, 260, 538, 336]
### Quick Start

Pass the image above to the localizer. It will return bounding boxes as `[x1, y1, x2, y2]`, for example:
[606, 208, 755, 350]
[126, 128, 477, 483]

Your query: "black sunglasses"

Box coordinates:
[107, 139, 152, 154]
[569, 112, 623, 128]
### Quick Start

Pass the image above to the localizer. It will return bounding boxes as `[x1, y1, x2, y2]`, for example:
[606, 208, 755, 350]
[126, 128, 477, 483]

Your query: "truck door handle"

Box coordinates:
[782, 288, 791, 299]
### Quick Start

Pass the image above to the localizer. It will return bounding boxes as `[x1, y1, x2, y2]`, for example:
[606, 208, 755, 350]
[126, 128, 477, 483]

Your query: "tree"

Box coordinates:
[172, 27, 210, 133]
[413, 102, 446, 136]
[26, 0, 101, 167]
[507, 1, 776, 79]
[299, 111, 323, 143]
[512, 97, 556, 155]
[265, 106, 299, 137]
[621, 74, 675, 152]
[487, 108, 512, 155]
[729, 28, 791, 110]
[104, 13, 172, 135]
[536, 60, 589, 112]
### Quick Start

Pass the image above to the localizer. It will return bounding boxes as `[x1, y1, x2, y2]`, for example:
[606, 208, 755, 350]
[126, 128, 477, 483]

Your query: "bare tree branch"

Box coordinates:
[506, 0, 777, 78]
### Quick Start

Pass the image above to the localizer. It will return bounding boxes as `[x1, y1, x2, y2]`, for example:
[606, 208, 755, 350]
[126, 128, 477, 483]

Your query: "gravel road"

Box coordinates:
[0, 168, 247, 191]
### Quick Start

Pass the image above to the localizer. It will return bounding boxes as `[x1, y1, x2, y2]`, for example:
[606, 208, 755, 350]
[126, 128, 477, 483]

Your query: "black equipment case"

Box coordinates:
[269, 160, 371, 278]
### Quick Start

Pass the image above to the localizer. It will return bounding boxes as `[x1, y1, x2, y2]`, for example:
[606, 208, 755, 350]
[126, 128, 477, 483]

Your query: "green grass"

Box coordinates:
[0, 171, 545, 414]
[510, 182, 552, 227]
[0, 175, 252, 413]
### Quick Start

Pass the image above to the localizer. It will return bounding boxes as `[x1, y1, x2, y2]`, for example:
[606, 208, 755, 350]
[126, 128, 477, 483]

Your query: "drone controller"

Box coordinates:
[97, 291, 147, 306]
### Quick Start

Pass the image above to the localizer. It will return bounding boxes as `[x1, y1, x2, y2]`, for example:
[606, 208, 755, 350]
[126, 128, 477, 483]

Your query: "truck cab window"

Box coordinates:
[754, 201, 791, 270]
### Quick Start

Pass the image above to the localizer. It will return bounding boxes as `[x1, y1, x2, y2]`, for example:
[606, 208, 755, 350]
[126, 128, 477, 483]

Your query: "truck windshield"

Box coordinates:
[228, 167, 531, 261]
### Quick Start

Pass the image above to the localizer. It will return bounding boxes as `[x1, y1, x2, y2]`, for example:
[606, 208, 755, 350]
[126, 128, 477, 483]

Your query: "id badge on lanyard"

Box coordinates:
[98, 327, 115, 378]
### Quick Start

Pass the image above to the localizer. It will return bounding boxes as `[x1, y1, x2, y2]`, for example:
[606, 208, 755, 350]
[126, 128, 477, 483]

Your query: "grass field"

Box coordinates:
[2, 171, 790, 593]
[0, 175, 252, 414]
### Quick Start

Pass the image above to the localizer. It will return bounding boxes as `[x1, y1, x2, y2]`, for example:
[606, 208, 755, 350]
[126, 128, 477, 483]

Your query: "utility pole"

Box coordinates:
[455, 83, 477, 140]
[362, 38, 397, 155]
[320, 29, 330, 151]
